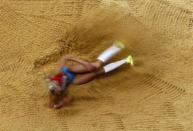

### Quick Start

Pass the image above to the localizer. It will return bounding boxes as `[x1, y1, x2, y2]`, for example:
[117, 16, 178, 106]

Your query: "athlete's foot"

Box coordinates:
[125, 55, 134, 66]
[114, 41, 125, 49]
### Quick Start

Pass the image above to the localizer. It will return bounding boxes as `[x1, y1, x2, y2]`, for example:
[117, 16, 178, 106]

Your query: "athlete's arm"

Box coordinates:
[54, 55, 72, 73]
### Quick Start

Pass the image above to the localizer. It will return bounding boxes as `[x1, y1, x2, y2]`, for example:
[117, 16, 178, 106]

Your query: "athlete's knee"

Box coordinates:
[95, 68, 104, 75]
[92, 60, 104, 69]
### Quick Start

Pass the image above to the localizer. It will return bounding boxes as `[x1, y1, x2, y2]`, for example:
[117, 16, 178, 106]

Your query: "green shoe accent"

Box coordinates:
[126, 55, 134, 66]
[114, 41, 125, 49]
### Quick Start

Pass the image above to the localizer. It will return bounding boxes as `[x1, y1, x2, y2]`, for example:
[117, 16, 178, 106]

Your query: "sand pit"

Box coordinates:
[0, 0, 193, 130]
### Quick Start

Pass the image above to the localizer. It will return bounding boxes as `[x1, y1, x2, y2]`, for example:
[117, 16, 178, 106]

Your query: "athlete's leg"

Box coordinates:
[69, 60, 104, 74]
[72, 55, 133, 85]
[103, 55, 134, 73]
[69, 42, 124, 73]
[72, 68, 105, 85]
[53, 41, 124, 75]
[97, 41, 124, 62]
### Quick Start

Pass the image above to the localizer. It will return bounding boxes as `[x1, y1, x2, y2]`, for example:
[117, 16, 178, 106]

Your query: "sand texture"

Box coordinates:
[0, 0, 193, 130]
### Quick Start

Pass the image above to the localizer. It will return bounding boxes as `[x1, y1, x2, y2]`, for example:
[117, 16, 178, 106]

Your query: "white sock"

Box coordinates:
[97, 41, 124, 63]
[103, 59, 127, 73]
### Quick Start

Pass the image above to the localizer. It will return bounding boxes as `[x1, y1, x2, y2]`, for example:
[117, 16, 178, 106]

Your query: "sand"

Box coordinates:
[0, 0, 193, 130]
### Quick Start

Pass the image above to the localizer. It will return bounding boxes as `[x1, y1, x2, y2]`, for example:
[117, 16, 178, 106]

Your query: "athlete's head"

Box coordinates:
[45, 73, 68, 93]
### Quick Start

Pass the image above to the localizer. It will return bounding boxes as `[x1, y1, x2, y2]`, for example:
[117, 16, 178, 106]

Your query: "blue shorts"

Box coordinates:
[61, 67, 76, 83]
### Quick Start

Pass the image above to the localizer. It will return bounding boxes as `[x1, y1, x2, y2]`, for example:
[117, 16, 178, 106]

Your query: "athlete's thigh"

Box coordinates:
[69, 64, 89, 74]
[72, 72, 97, 85]
[69, 61, 103, 74]
[72, 68, 105, 85]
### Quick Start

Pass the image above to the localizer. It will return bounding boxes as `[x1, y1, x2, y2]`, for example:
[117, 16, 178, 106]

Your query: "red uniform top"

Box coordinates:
[50, 73, 63, 86]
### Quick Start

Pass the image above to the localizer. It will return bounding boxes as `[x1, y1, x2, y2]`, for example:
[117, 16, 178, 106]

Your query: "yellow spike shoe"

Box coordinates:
[114, 41, 125, 49]
[126, 55, 134, 66]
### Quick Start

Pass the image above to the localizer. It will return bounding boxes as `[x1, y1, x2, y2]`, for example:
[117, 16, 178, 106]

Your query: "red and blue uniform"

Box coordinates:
[50, 67, 76, 90]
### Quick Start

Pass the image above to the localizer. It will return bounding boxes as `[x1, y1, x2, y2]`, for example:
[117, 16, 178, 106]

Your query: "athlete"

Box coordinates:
[45, 41, 134, 109]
